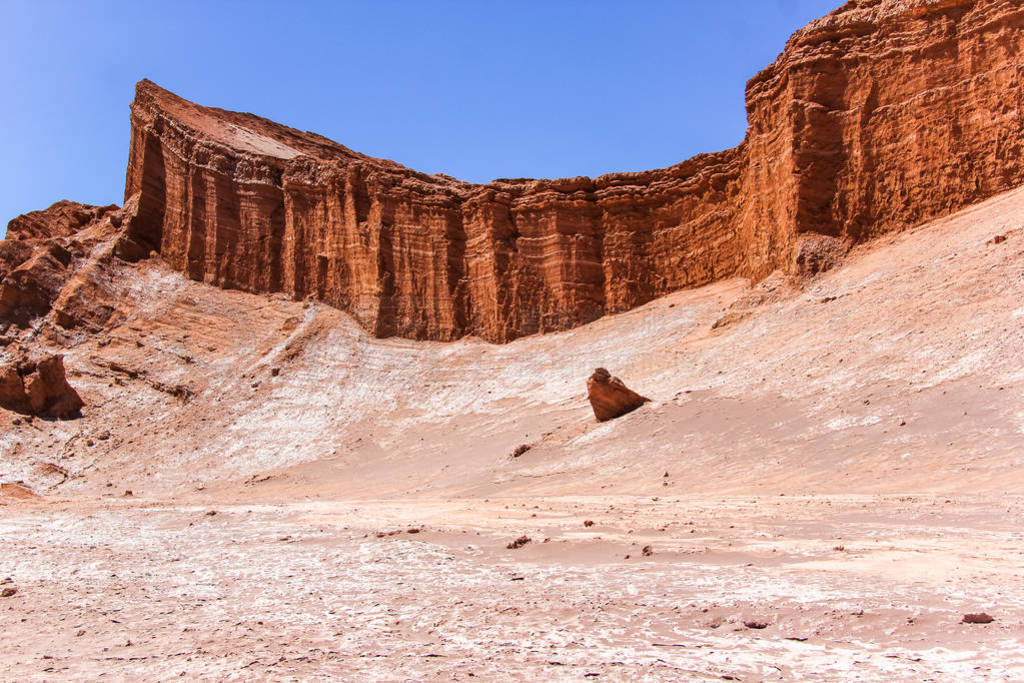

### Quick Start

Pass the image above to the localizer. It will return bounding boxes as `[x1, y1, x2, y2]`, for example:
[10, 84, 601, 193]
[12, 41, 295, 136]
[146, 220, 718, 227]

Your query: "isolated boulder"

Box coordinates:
[0, 352, 83, 418]
[586, 368, 648, 422]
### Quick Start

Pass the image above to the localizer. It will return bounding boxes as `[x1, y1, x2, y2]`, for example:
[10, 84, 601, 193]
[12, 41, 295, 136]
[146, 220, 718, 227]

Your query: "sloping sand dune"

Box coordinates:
[1, 183, 1023, 679]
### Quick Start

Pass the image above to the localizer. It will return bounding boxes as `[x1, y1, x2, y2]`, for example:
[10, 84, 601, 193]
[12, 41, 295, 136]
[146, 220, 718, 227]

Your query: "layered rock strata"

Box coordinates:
[59, 1, 1024, 341]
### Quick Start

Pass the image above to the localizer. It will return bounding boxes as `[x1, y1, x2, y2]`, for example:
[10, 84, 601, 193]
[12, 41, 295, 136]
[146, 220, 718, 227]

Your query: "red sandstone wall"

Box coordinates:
[121, 0, 1024, 343]
[746, 0, 1024, 243]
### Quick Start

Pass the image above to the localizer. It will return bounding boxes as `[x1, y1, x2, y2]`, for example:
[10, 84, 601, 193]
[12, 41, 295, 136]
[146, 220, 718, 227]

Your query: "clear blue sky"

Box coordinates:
[0, 0, 837, 238]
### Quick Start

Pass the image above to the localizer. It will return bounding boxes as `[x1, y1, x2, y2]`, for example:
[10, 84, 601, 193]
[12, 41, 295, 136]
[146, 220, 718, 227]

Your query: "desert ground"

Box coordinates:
[3, 184, 1024, 679]
[3, 493, 1023, 680]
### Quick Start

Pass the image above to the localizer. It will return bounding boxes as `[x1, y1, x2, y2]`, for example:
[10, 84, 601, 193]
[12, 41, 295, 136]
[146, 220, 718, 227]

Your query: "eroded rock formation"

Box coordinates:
[0, 351, 83, 418]
[1, 201, 126, 337]
[5, 201, 118, 243]
[5, 0, 1022, 345]
[587, 368, 649, 422]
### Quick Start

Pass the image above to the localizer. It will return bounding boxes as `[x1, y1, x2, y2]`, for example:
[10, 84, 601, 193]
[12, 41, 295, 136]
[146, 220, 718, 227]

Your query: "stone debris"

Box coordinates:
[962, 613, 994, 624]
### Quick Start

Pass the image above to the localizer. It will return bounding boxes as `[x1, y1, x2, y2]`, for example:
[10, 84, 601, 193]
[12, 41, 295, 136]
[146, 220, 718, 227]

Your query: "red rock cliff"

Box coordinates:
[120, 0, 1024, 343]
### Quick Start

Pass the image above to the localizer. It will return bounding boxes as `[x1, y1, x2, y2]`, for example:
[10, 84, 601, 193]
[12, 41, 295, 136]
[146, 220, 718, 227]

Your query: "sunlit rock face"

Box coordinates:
[586, 368, 649, 422]
[1, 201, 123, 333]
[0, 352, 83, 418]
[120, 0, 1024, 342]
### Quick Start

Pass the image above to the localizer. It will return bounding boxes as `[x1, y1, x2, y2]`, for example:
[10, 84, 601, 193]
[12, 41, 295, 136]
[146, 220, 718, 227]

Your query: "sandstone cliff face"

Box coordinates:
[110, 0, 1023, 342]
[746, 0, 1024, 246]
[121, 85, 749, 342]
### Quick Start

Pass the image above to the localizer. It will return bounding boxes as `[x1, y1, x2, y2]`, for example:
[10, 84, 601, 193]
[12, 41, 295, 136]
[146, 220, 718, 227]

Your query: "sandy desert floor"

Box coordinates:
[3, 493, 1023, 679]
[3, 186, 1024, 678]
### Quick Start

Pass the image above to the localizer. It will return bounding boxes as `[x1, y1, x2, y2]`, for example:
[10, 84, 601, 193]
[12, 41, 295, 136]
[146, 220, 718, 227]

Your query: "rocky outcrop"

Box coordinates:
[0, 352, 83, 418]
[586, 368, 649, 422]
[5, 0, 1012, 344]
[1, 201, 126, 336]
[6, 201, 118, 243]
[0, 242, 74, 327]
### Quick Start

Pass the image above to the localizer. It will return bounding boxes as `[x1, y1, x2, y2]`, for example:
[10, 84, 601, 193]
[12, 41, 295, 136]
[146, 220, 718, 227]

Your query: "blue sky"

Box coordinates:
[0, 0, 837, 237]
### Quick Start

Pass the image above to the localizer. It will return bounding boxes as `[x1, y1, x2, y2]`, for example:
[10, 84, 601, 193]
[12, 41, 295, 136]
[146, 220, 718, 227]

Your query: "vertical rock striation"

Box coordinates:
[746, 0, 1024, 246]
[117, 0, 1024, 343]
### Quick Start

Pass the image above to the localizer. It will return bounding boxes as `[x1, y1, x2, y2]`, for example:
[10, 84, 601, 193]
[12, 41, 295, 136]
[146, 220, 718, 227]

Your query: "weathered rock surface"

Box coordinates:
[0, 351, 83, 418]
[0, 242, 74, 327]
[0, 0, 1013, 345]
[121, 82, 748, 342]
[113, 0, 1024, 343]
[587, 368, 649, 422]
[1, 201, 127, 337]
[6, 200, 118, 243]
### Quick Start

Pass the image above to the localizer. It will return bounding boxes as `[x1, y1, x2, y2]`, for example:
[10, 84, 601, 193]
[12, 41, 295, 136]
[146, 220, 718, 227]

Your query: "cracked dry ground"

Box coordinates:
[2, 495, 1023, 680]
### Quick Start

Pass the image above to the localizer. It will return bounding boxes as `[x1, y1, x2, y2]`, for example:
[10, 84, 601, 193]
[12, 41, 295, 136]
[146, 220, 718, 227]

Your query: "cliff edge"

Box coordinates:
[46, 0, 1024, 341]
